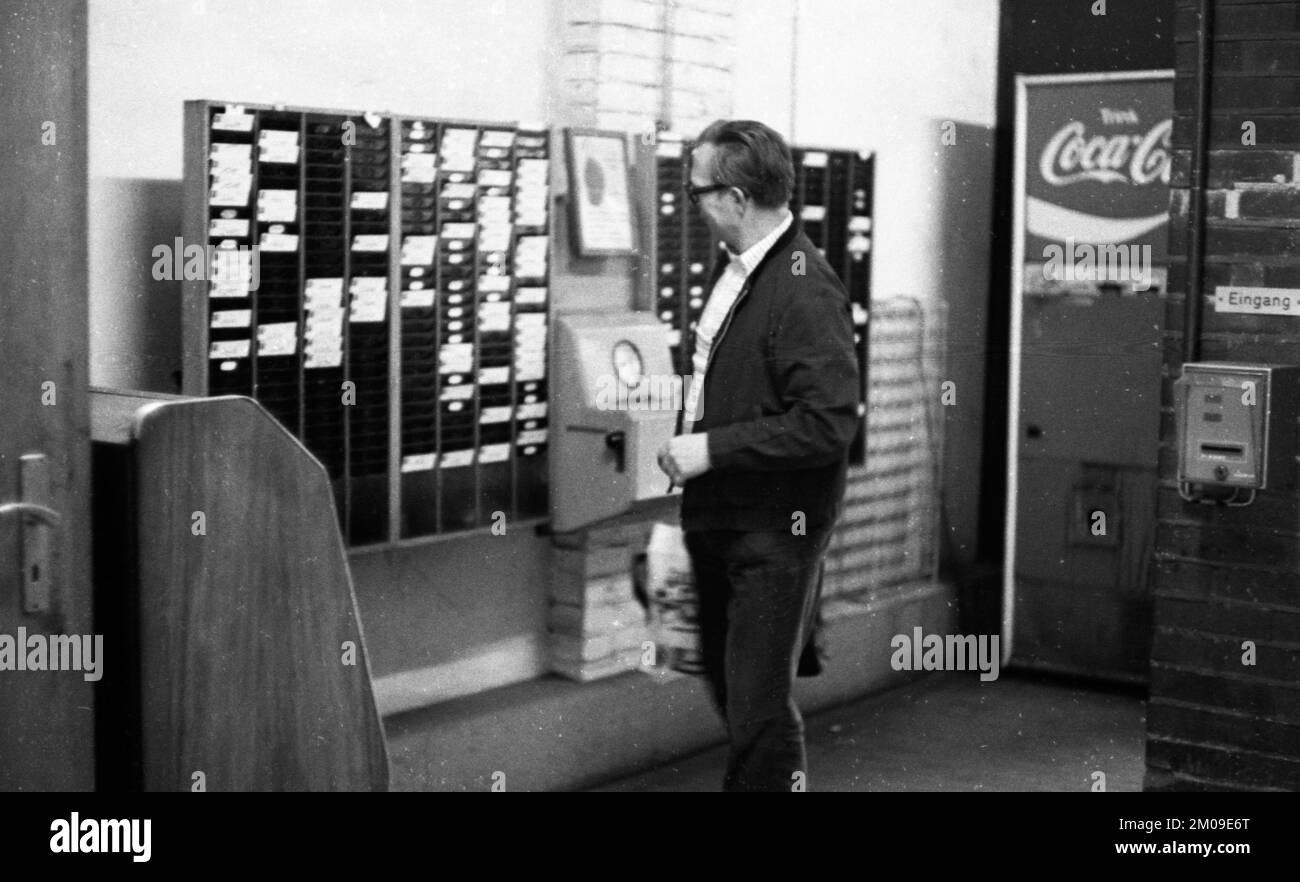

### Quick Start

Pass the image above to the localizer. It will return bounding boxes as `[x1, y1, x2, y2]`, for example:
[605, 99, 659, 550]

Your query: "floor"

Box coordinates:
[592, 671, 1147, 792]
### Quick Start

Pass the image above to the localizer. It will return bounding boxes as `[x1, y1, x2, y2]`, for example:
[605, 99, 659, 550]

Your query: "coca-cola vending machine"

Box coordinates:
[1005, 70, 1173, 682]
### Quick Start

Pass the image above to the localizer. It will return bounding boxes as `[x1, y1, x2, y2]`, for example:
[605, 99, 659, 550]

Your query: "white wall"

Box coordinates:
[734, 0, 1000, 303]
[89, 0, 554, 180]
[730, 0, 798, 140]
[733, 0, 1000, 566]
[88, 0, 556, 388]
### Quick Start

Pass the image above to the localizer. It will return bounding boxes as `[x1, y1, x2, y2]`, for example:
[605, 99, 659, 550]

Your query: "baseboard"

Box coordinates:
[372, 634, 547, 717]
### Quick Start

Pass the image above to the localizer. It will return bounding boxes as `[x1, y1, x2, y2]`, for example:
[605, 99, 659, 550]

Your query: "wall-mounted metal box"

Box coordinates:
[551, 311, 678, 532]
[1175, 362, 1300, 490]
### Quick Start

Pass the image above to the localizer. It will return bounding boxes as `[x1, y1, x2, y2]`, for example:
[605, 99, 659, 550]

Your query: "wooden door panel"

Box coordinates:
[0, 0, 93, 791]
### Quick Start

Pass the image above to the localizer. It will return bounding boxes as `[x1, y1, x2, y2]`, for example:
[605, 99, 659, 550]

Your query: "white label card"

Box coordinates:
[210, 218, 250, 238]
[1214, 286, 1300, 316]
[209, 339, 251, 359]
[440, 449, 475, 468]
[260, 232, 299, 252]
[401, 289, 435, 308]
[401, 453, 437, 473]
[212, 108, 254, 132]
[210, 309, 251, 328]
[351, 191, 389, 210]
[478, 443, 510, 463]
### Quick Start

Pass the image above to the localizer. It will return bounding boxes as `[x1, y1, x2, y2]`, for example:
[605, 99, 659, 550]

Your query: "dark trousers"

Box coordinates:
[684, 525, 831, 792]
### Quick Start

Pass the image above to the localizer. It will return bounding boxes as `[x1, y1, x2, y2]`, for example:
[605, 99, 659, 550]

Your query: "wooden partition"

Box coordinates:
[92, 388, 388, 791]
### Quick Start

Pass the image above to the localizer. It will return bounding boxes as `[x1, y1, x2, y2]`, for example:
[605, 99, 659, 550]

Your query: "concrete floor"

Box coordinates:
[593, 671, 1147, 792]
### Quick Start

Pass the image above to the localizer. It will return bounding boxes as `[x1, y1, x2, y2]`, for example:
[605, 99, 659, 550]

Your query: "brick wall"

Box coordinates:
[1149, 0, 1300, 791]
[557, 0, 736, 134]
[549, 518, 657, 681]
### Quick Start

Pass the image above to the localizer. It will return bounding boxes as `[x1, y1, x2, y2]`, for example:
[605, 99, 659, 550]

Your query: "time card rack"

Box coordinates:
[643, 135, 716, 376]
[182, 100, 551, 547]
[642, 135, 874, 464]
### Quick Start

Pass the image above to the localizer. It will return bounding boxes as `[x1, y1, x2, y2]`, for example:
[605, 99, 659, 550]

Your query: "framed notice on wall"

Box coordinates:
[564, 128, 636, 256]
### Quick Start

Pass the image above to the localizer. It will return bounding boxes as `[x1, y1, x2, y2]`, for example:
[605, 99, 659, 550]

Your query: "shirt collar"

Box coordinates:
[725, 210, 793, 274]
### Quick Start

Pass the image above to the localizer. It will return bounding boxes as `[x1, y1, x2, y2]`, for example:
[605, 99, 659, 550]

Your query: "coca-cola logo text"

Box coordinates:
[1039, 118, 1171, 187]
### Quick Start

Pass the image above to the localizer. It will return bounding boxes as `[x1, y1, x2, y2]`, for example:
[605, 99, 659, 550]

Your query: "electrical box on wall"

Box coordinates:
[1175, 362, 1300, 493]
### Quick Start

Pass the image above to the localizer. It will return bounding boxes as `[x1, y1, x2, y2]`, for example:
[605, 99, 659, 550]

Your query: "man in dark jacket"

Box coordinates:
[656, 119, 861, 792]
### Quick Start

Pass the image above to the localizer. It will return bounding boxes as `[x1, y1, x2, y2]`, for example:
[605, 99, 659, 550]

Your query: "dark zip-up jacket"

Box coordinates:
[679, 219, 861, 532]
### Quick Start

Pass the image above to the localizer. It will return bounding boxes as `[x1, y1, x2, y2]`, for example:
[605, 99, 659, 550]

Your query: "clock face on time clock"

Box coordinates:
[612, 339, 644, 389]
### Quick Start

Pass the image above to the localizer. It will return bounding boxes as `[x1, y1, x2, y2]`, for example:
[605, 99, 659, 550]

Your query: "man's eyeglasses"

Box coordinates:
[686, 182, 733, 205]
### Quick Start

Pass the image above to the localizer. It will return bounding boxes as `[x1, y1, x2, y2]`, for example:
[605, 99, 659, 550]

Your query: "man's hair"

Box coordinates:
[694, 119, 795, 209]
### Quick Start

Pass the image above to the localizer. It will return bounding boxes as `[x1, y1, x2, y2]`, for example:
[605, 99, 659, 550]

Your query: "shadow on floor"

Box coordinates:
[591, 670, 1147, 792]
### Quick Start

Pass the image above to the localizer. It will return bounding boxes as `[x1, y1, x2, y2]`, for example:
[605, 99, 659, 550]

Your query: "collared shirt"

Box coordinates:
[684, 210, 793, 428]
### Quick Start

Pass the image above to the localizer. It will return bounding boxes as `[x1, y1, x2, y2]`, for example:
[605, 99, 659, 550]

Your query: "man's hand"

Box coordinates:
[657, 433, 712, 485]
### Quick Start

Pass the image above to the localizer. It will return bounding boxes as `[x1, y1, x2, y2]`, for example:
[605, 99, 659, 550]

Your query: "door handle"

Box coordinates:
[0, 502, 61, 525]
[0, 453, 58, 614]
